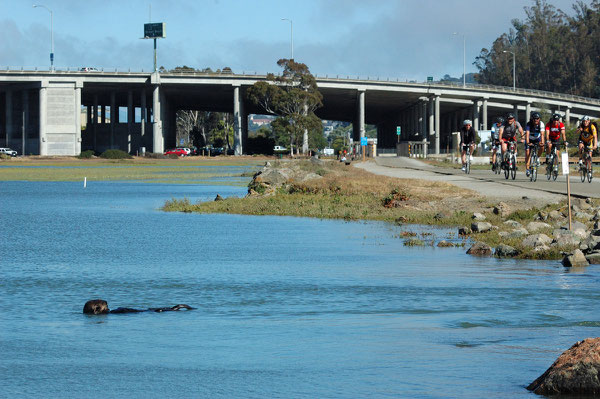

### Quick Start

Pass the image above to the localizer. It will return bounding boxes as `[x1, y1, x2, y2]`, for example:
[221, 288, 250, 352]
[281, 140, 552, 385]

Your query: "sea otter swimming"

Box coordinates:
[83, 299, 194, 315]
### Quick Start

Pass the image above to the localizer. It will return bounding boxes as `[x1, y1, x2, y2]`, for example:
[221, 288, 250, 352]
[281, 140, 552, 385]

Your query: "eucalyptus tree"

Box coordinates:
[247, 59, 323, 154]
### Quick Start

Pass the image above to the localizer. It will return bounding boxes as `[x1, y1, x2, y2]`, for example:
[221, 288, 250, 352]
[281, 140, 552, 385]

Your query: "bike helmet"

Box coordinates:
[582, 115, 590, 121]
[552, 113, 561, 121]
[496, 116, 505, 124]
[506, 112, 515, 119]
[531, 111, 540, 120]
[463, 119, 472, 126]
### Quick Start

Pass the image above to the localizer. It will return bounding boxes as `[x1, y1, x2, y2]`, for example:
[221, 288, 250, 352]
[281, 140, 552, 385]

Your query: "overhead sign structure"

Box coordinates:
[427, 76, 433, 82]
[144, 23, 166, 38]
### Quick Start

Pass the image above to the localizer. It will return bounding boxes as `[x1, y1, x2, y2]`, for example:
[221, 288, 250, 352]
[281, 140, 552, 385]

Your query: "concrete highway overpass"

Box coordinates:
[1, 68, 600, 156]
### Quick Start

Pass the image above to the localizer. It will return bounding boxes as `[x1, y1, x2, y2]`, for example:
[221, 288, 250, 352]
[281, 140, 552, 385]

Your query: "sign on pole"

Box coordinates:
[427, 76, 433, 82]
[396, 126, 401, 135]
[361, 137, 368, 146]
[561, 153, 570, 175]
[144, 23, 166, 38]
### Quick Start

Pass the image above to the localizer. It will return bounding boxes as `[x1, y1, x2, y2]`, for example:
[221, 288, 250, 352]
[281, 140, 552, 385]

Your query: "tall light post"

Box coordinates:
[503, 50, 516, 90]
[453, 32, 466, 87]
[281, 18, 293, 60]
[33, 4, 54, 71]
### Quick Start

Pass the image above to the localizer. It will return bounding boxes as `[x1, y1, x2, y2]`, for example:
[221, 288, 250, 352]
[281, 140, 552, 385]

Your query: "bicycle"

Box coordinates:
[528, 143, 540, 182]
[492, 144, 501, 174]
[579, 147, 593, 183]
[503, 141, 517, 180]
[463, 145, 472, 174]
[546, 144, 560, 181]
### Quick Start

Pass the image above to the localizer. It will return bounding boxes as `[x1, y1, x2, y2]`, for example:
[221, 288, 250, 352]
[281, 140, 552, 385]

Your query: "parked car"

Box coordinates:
[164, 148, 187, 156]
[176, 147, 191, 156]
[80, 67, 99, 72]
[0, 147, 17, 157]
[273, 145, 287, 152]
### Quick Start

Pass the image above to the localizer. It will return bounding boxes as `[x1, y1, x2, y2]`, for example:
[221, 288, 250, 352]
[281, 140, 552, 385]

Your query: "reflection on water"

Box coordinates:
[1, 180, 600, 398]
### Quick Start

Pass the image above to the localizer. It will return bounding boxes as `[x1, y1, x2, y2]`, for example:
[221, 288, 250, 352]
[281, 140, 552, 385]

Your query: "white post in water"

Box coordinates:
[84, 177, 87, 188]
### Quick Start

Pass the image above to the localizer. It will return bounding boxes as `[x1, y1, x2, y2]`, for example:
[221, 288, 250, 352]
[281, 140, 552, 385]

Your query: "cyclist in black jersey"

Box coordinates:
[524, 112, 545, 177]
[459, 119, 476, 171]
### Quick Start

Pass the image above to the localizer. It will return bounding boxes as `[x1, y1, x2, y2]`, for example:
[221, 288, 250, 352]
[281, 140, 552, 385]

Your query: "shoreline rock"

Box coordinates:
[528, 338, 600, 395]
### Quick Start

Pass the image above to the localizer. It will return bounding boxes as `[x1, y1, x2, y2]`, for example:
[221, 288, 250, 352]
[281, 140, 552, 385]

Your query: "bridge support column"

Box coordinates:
[110, 92, 116, 149]
[525, 102, 531, 123]
[39, 85, 47, 155]
[434, 95, 440, 154]
[140, 90, 146, 144]
[482, 98, 488, 130]
[75, 84, 82, 155]
[5, 89, 12, 148]
[513, 104, 519, 122]
[21, 90, 29, 155]
[127, 90, 133, 153]
[233, 85, 243, 155]
[93, 94, 98, 150]
[152, 84, 163, 154]
[473, 101, 480, 131]
[101, 104, 106, 124]
[565, 107, 571, 125]
[428, 97, 434, 138]
[354, 90, 366, 146]
[420, 99, 427, 138]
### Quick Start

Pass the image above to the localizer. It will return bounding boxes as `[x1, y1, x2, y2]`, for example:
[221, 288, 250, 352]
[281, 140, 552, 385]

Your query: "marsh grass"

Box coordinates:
[0, 157, 264, 183]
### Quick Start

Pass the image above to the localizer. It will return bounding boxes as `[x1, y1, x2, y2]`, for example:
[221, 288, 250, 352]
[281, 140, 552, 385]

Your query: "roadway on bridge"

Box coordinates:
[357, 157, 600, 207]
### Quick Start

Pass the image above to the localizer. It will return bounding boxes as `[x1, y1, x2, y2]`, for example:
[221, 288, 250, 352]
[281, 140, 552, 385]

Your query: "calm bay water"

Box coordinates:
[1, 175, 600, 398]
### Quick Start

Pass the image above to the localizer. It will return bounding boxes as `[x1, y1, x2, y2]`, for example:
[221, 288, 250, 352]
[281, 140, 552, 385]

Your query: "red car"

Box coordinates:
[164, 148, 187, 156]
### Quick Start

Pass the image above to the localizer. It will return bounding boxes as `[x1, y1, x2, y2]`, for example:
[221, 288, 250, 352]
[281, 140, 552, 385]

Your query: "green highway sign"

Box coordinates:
[396, 126, 401, 135]
[427, 76, 433, 82]
[144, 23, 166, 39]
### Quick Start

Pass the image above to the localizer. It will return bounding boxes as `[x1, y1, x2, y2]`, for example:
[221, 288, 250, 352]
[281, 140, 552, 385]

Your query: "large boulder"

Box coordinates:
[83, 299, 109, 314]
[562, 249, 589, 267]
[528, 338, 600, 395]
[585, 252, 600, 264]
[503, 220, 523, 229]
[560, 221, 589, 232]
[522, 234, 552, 248]
[526, 221, 551, 233]
[493, 202, 511, 218]
[553, 230, 582, 247]
[472, 212, 486, 221]
[466, 241, 492, 256]
[495, 244, 519, 257]
[471, 222, 493, 233]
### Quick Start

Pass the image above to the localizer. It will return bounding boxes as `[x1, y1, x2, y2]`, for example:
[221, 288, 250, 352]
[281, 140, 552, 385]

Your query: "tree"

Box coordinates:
[247, 59, 323, 154]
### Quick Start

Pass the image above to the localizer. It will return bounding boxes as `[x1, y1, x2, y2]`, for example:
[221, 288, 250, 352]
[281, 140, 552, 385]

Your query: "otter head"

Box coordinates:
[83, 299, 109, 315]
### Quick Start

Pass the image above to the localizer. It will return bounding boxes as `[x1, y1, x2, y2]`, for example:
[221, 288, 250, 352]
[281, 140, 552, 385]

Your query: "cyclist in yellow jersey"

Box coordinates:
[577, 116, 597, 167]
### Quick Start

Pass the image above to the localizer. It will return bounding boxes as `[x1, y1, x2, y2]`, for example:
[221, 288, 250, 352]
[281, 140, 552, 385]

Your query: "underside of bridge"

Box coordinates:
[1, 73, 599, 156]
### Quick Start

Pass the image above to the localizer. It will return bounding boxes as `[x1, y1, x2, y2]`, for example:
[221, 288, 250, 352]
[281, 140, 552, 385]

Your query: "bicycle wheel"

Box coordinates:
[466, 159, 471, 174]
[588, 158, 593, 183]
[504, 162, 509, 179]
[511, 163, 516, 180]
[553, 167, 558, 181]
[581, 165, 586, 182]
[546, 156, 552, 180]
[532, 165, 537, 182]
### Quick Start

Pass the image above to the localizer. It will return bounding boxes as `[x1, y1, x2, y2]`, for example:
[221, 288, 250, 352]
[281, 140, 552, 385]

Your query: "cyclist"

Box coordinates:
[490, 117, 504, 171]
[459, 119, 476, 172]
[498, 112, 524, 167]
[525, 111, 545, 176]
[545, 113, 566, 162]
[577, 116, 597, 168]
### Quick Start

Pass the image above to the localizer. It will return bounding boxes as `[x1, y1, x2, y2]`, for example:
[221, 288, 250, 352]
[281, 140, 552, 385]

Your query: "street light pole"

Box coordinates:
[503, 50, 516, 90]
[33, 4, 54, 71]
[281, 18, 293, 60]
[453, 32, 466, 87]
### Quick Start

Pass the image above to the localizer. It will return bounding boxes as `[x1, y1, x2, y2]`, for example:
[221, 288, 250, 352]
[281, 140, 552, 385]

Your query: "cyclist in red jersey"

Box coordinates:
[545, 113, 566, 161]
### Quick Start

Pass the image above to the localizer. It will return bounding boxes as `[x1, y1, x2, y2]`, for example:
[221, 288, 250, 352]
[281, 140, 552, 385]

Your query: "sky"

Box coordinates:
[0, 0, 586, 81]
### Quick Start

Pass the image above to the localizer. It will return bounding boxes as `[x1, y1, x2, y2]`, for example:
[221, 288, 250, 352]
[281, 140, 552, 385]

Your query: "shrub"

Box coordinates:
[0, 153, 11, 160]
[78, 150, 95, 159]
[99, 149, 133, 159]
[145, 152, 169, 159]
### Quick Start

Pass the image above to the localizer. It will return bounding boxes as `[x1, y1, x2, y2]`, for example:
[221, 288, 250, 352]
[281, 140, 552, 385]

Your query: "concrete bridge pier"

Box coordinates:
[152, 82, 163, 154]
[434, 94, 440, 154]
[233, 85, 242, 155]
[482, 97, 488, 130]
[526, 102, 531, 123]
[353, 90, 365, 145]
